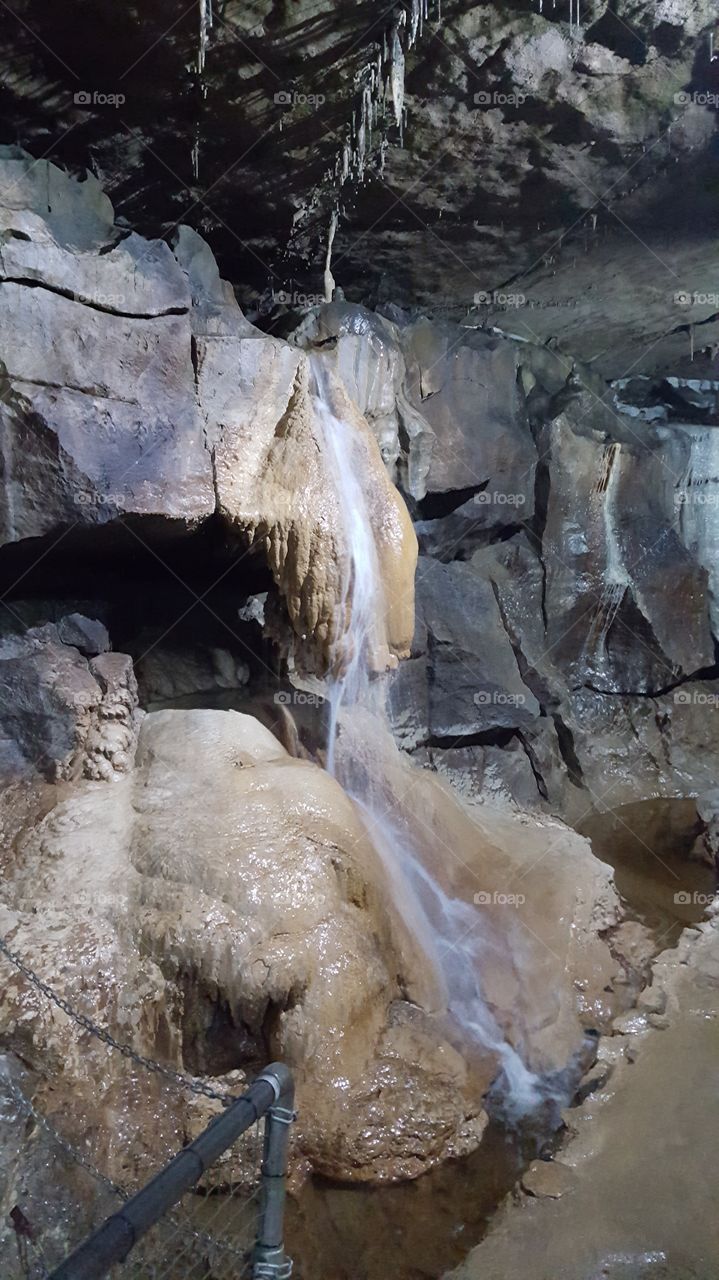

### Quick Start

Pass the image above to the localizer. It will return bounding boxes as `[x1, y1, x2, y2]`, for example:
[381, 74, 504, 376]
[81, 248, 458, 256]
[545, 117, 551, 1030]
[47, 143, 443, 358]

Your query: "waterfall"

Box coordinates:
[310, 357, 544, 1115]
[585, 443, 629, 656]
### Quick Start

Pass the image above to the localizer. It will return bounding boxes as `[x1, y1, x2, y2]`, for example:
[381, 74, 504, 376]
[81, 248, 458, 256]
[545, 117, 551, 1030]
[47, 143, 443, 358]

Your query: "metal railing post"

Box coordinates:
[48, 1064, 294, 1280]
[252, 1063, 295, 1280]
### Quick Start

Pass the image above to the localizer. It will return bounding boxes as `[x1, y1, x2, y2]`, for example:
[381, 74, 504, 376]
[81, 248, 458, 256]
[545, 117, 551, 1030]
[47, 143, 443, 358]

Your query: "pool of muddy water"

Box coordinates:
[284, 1120, 547, 1280]
[188, 1117, 555, 1280]
[579, 798, 717, 946]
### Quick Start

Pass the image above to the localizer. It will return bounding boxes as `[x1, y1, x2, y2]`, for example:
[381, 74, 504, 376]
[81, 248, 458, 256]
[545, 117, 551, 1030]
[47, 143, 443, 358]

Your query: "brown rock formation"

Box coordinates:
[0, 705, 625, 1188]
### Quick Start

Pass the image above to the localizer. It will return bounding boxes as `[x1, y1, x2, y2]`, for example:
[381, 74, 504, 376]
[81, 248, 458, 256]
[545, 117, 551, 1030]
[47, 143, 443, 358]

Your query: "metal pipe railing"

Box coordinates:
[252, 1063, 295, 1279]
[49, 1063, 295, 1280]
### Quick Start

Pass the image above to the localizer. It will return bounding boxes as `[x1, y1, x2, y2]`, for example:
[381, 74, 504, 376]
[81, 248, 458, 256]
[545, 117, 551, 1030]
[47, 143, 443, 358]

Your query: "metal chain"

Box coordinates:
[5, 1073, 125, 1200]
[0, 935, 232, 1105]
[4, 1075, 252, 1268]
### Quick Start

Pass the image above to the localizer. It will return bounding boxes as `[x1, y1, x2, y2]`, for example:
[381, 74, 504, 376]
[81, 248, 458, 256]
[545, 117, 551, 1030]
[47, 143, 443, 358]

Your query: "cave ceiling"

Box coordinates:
[0, 1, 718, 374]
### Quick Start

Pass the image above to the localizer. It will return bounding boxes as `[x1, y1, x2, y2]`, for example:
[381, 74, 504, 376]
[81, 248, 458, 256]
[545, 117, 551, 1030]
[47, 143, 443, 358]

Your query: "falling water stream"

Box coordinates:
[310, 358, 545, 1114]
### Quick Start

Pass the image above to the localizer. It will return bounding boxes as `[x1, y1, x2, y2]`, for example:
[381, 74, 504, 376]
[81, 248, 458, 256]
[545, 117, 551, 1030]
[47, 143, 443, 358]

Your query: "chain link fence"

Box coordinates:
[0, 934, 295, 1280]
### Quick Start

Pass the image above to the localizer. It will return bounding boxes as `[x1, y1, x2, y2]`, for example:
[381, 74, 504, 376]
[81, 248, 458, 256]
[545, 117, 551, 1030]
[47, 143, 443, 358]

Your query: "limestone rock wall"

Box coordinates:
[0, 149, 416, 671]
[294, 299, 719, 822]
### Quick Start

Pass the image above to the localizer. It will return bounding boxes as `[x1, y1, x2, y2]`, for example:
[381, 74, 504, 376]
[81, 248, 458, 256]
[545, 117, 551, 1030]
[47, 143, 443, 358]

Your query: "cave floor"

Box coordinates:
[446, 916, 719, 1280]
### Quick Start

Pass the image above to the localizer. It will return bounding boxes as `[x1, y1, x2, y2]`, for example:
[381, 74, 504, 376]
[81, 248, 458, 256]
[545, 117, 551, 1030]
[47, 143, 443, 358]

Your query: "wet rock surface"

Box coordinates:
[0, 150, 416, 673]
[0, 705, 624, 1200]
[2, 154, 718, 827]
[291, 294, 719, 823]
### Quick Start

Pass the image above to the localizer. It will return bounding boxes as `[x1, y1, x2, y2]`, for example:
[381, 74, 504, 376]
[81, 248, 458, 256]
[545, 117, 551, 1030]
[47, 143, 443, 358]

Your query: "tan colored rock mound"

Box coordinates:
[0, 704, 630, 1190]
[0, 708, 481, 1185]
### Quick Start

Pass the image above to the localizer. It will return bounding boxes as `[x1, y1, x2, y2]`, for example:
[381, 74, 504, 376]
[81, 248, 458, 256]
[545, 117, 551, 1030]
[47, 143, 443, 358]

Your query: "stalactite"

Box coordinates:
[568, 0, 582, 37]
[390, 20, 406, 129]
[198, 0, 213, 76]
[286, 0, 437, 283]
[409, 0, 420, 48]
[194, 0, 214, 183]
[323, 207, 338, 302]
[356, 82, 372, 177]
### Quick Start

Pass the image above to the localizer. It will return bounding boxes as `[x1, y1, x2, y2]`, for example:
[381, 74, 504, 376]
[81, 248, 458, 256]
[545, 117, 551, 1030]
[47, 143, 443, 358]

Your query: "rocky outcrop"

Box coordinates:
[293, 300, 536, 508]
[390, 556, 540, 753]
[2, 159, 717, 824]
[298, 292, 719, 823]
[0, 151, 214, 537]
[0, 150, 416, 671]
[0, 619, 139, 782]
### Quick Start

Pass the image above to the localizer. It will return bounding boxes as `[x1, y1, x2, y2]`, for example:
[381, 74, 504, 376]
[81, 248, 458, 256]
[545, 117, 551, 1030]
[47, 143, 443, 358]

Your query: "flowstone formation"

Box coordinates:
[0, 704, 630, 1194]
